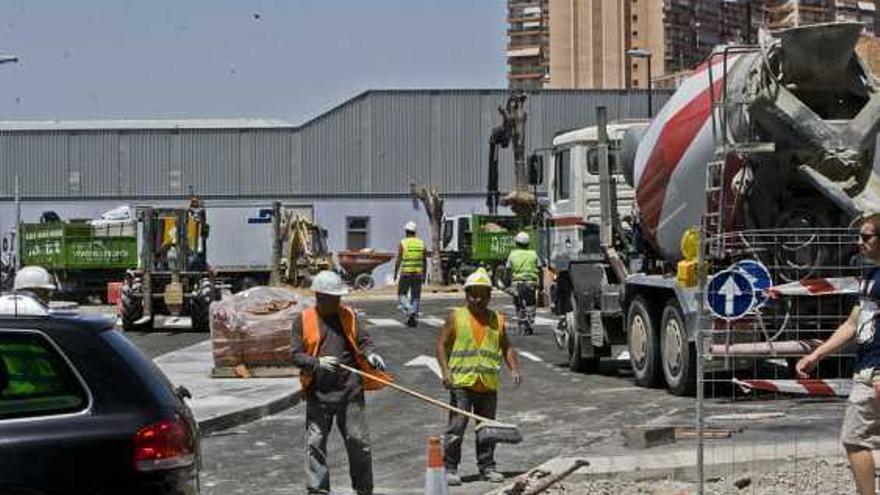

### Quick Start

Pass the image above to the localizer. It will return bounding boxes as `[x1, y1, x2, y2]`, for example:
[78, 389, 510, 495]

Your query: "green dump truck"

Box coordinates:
[439, 214, 537, 285]
[19, 220, 138, 301]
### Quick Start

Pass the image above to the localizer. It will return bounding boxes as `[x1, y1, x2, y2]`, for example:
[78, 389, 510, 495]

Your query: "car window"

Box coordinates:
[0, 332, 88, 420]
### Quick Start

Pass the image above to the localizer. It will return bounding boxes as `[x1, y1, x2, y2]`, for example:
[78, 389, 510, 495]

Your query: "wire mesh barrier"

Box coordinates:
[695, 228, 864, 494]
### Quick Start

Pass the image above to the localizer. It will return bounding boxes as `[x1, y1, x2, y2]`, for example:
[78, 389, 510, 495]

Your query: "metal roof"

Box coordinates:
[0, 118, 296, 131]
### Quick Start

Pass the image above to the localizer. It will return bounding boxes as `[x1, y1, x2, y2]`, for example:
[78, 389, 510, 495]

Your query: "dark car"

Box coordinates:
[0, 295, 200, 495]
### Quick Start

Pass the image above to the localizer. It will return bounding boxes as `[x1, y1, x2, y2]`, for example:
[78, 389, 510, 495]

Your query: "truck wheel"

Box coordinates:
[354, 273, 374, 290]
[121, 279, 144, 331]
[660, 301, 696, 396]
[190, 279, 214, 333]
[567, 294, 599, 373]
[627, 296, 663, 388]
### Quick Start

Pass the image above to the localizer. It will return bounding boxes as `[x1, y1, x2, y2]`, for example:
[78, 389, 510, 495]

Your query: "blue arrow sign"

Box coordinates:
[734, 259, 773, 309]
[707, 270, 755, 320]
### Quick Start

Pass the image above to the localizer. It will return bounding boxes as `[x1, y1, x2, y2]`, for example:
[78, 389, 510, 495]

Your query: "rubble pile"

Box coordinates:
[546, 457, 854, 494]
[210, 286, 313, 368]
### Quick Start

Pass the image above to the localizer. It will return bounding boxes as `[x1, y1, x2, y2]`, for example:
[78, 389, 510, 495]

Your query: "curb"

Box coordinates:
[198, 388, 303, 435]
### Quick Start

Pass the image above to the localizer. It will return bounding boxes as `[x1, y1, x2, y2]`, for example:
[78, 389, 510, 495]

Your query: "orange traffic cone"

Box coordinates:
[424, 436, 450, 495]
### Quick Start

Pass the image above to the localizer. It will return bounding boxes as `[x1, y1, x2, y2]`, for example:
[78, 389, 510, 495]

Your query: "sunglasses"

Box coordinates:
[859, 233, 879, 242]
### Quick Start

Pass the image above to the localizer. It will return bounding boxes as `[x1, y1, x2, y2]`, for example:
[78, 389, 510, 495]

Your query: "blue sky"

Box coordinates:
[0, 0, 507, 123]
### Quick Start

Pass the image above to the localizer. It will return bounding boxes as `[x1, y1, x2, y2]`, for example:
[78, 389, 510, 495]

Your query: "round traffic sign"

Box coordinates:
[734, 259, 773, 309]
[707, 269, 755, 320]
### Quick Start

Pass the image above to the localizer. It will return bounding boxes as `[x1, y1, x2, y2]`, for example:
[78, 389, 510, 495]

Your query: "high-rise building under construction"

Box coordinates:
[507, 0, 879, 90]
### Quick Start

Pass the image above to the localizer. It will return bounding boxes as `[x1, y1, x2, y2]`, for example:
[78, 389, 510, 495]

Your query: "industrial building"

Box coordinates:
[0, 89, 668, 283]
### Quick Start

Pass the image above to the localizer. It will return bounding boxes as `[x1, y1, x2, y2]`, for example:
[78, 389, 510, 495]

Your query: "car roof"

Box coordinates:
[0, 313, 115, 335]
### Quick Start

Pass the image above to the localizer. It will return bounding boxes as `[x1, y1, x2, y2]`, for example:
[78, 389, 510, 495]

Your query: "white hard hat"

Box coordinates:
[464, 268, 492, 289]
[404, 221, 417, 233]
[310, 270, 349, 296]
[14, 266, 56, 291]
[515, 231, 530, 245]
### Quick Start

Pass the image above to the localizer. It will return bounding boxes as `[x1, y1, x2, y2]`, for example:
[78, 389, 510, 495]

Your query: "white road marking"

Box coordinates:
[405, 355, 443, 378]
[534, 316, 556, 326]
[368, 318, 406, 327]
[517, 350, 543, 362]
[420, 316, 446, 327]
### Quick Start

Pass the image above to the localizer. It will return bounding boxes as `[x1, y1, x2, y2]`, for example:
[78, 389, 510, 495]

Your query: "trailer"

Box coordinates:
[204, 202, 317, 291]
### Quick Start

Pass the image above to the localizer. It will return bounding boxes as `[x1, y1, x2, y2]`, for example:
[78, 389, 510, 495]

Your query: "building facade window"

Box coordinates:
[346, 216, 370, 250]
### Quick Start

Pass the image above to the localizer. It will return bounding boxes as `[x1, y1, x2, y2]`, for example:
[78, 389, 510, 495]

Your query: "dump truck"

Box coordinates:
[440, 213, 537, 285]
[14, 201, 327, 300]
[18, 216, 138, 301]
[543, 22, 880, 395]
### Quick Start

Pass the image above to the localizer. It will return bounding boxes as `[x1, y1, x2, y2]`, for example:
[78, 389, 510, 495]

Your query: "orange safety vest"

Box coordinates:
[299, 305, 391, 393]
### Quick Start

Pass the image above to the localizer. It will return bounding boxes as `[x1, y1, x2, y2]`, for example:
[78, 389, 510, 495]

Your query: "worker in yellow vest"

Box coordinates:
[506, 232, 540, 335]
[436, 267, 522, 486]
[292, 270, 390, 495]
[393, 221, 427, 327]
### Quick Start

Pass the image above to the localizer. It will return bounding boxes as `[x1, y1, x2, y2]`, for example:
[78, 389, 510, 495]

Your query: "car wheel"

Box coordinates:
[627, 296, 663, 388]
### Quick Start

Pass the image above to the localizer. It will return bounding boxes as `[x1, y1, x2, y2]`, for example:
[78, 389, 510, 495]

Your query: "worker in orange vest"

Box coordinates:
[292, 270, 390, 495]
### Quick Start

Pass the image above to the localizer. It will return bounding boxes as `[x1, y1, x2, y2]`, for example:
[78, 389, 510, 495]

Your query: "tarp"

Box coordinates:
[210, 286, 313, 368]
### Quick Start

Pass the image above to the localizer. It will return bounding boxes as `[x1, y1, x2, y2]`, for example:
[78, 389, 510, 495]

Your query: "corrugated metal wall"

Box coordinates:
[0, 89, 670, 199]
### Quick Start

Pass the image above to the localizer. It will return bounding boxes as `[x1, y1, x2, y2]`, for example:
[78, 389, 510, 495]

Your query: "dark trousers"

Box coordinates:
[397, 274, 423, 319]
[305, 395, 373, 495]
[443, 387, 498, 473]
[512, 281, 537, 333]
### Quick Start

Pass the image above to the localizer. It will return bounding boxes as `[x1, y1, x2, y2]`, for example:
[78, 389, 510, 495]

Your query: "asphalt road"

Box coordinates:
[86, 294, 850, 494]
[198, 294, 699, 495]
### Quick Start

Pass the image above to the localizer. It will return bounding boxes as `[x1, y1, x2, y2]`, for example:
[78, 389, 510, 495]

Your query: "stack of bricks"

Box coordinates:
[211, 286, 312, 368]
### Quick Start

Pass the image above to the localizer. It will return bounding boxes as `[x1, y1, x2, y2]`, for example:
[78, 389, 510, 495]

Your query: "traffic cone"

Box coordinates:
[424, 436, 449, 495]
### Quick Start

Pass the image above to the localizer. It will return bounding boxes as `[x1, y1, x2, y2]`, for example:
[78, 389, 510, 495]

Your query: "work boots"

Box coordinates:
[446, 469, 462, 486]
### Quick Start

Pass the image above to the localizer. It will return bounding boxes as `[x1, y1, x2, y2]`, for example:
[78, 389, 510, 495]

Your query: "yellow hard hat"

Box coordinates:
[464, 268, 492, 289]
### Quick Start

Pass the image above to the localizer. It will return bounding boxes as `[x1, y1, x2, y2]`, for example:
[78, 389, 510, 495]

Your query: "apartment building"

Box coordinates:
[507, 0, 550, 89]
[515, 0, 878, 91]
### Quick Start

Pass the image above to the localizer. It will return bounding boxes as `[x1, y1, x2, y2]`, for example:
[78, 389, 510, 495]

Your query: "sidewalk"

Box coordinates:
[153, 340, 302, 435]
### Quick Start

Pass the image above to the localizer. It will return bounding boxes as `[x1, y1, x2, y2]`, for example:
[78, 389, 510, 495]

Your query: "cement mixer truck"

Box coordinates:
[544, 22, 880, 395]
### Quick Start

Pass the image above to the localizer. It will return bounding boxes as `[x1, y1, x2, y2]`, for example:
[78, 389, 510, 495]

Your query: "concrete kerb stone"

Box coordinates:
[198, 389, 302, 435]
[154, 340, 303, 436]
[479, 438, 844, 495]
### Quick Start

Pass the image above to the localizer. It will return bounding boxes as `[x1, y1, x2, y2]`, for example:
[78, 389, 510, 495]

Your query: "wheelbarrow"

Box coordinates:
[337, 250, 394, 290]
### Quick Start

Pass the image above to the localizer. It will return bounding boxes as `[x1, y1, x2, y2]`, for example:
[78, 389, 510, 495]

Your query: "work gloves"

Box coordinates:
[318, 356, 339, 372]
[367, 353, 387, 371]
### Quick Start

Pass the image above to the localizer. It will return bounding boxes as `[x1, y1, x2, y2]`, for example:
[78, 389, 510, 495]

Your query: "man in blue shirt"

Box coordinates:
[797, 213, 880, 495]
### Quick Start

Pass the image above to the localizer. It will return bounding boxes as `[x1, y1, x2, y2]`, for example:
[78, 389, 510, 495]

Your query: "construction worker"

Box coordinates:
[796, 213, 880, 495]
[292, 270, 389, 495]
[12, 266, 56, 305]
[436, 267, 521, 486]
[394, 221, 426, 327]
[506, 231, 539, 335]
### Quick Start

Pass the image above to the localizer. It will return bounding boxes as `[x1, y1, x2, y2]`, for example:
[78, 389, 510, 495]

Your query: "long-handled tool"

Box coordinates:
[339, 363, 522, 445]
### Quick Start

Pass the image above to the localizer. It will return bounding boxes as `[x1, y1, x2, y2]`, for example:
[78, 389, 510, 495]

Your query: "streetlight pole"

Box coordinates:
[0, 54, 20, 270]
[625, 48, 653, 118]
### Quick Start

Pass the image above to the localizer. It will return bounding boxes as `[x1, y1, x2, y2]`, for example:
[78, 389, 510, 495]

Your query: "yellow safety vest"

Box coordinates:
[399, 237, 425, 274]
[448, 307, 504, 391]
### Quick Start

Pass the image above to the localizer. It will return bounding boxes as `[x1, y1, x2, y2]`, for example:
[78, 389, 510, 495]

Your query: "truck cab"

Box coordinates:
[546, 122, 643, 266]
